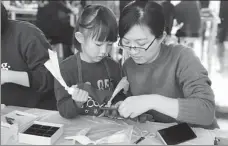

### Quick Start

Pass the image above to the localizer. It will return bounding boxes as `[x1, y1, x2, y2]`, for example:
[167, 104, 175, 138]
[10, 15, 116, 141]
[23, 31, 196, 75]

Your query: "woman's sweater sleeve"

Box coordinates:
[176, 48, 215, 126]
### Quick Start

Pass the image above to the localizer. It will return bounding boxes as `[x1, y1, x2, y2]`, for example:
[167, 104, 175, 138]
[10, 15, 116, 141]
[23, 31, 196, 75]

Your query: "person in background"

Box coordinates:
[159, 0, 176, 45]
[55, 5, 126, 119]
[199, 0, 210, 9]
[119, 0, 132, 13]
[174, 0, 201, 38]
[36, 1, 74, 59]
[1, 3, 56, 110]
[158, 0, 175, 36]
[199, 0, 210, 56]
[217, 1, 228, 73]
[80, 0, 86, 8]
[116, 1, 217, 129]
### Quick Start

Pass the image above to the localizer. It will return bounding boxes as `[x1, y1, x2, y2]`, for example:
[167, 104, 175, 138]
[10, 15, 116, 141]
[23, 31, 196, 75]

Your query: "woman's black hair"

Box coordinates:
[1, 3, 9, 35]
[74, 4, 118, 51]
[119, 1, 165, 39]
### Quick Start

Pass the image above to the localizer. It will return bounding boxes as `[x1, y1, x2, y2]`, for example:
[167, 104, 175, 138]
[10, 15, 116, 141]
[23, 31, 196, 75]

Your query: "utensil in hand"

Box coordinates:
[106, 77, 129, 107]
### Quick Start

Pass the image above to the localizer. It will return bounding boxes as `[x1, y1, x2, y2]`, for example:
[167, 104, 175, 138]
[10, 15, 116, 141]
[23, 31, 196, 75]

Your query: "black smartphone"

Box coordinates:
[157, 123, 197, 145]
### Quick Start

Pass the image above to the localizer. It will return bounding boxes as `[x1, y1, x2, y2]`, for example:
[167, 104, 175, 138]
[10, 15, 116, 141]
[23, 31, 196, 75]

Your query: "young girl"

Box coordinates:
[54, 5, 125, 119]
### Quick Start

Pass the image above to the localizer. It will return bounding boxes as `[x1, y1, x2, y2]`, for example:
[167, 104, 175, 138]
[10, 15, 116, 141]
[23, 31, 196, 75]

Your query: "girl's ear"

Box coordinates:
[75, 32, 85, 44]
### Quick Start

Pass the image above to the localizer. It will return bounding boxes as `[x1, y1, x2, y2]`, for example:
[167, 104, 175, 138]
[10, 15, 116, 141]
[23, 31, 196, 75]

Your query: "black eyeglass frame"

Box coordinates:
[118, 37, 156, 52]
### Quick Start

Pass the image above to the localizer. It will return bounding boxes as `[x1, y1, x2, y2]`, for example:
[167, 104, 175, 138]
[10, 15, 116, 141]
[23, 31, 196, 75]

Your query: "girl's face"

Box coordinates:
[121, 25, 165, 64]
[76, 32, 114, 63]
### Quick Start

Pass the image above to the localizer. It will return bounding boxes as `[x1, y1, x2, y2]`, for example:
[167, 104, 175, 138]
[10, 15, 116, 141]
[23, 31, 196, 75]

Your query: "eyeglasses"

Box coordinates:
[118, 38, 156, 53]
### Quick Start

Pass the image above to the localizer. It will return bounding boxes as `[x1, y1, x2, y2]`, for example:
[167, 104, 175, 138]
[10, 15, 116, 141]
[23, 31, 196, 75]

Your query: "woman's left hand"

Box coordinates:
[118, 95, 154, 118]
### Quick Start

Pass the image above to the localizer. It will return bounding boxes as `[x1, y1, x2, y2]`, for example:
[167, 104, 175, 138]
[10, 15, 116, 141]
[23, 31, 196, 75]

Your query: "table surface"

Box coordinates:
[1, 106, 228, 145]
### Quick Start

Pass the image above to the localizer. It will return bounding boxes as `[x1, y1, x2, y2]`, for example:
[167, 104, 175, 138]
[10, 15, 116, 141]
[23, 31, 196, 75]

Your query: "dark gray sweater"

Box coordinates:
[1, 20, 55, 110]
[123, 43, 217, 129]
[54, 55, 125, 118]
[175, 1, 201, 36]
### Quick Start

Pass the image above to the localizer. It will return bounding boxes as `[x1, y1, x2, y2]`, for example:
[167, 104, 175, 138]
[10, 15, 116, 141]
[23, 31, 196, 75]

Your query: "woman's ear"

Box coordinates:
[158, 31, 167, 43]
[75, 32, 84, 44]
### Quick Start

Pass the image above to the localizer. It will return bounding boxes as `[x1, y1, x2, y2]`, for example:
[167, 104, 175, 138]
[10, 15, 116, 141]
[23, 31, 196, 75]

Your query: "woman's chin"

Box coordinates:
[132, 58, 145, 64]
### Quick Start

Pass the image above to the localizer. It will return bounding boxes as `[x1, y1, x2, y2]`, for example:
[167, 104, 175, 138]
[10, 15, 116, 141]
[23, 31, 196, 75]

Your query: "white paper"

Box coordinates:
[1, 124, 18, 145]
[1, 110, 38, 145]
[64, 125, 132, 145]
[95, 130, 129, 144]
[65, 128, 93, 145]
[77, 128, 91, 136]
[1, 110, 38, 131]
[66, 135, 95, 145]
[65, 131, 130, 145]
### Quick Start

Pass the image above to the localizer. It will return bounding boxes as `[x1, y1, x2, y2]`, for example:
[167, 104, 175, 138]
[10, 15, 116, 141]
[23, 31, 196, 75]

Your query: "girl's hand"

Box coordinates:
[71, 85, 89, 103]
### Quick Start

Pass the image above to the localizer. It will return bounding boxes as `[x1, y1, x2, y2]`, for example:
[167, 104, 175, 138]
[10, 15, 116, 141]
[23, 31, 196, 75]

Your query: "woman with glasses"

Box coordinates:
[115, 1, 217, 129]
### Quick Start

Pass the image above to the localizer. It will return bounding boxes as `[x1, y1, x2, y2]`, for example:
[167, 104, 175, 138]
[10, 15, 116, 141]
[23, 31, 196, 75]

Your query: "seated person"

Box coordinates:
[116, 1, 217, 129]
[174, 1, 201, 38]
[54, 5, 126, 119]
[36, 1, 74, 59]
[1, 3, 56, 110]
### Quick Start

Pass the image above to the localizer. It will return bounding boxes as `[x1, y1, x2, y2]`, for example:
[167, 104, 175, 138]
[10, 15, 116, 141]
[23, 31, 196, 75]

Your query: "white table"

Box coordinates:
[1, 106, 227, 145]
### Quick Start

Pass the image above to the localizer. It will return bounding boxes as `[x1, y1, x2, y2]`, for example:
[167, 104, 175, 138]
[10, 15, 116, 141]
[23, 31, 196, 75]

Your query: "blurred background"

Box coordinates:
[2, 0, 228, 130]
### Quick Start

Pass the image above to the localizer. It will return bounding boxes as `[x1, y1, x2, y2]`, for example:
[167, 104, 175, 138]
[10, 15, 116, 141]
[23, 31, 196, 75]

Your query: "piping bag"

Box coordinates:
[44, 49, 128, 106]
[44, 49, 75, 95]
[106, 76, 129, 107]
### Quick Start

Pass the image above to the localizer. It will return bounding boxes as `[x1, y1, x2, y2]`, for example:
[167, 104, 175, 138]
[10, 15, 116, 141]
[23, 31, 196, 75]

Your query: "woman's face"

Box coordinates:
[121, 25, 163, 64]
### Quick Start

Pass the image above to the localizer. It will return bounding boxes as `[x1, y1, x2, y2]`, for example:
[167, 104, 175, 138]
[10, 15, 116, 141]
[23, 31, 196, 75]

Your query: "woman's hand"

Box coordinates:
[104, 101, 123, 118]
[118, 94, 179, 120]
[118, 95, 154, 118]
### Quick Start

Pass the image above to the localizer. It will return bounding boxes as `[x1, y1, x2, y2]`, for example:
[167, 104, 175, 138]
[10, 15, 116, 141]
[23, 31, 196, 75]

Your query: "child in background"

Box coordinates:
[54, 5, 126, 119]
